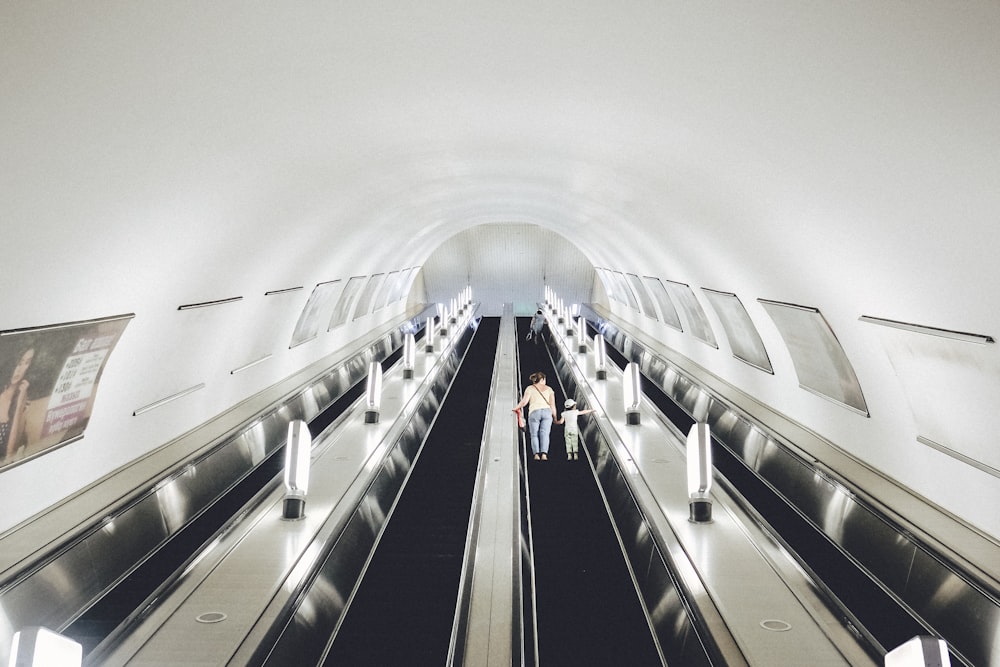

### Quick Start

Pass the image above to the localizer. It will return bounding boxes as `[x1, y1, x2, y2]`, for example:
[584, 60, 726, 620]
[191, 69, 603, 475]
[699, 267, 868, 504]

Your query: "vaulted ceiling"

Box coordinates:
[2, 3, 998, 538]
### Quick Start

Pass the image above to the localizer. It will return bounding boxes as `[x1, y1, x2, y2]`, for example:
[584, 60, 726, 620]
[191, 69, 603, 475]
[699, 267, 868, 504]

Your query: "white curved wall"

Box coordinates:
[1, 3, 998, 542]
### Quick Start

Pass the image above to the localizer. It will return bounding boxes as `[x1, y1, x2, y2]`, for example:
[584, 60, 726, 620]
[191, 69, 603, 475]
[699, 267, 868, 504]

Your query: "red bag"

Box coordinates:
[513, 409, 525, 429]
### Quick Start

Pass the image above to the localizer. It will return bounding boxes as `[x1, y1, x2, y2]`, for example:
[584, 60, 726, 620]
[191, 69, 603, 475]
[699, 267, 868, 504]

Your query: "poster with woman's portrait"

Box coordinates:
[0, 314, 132, 470]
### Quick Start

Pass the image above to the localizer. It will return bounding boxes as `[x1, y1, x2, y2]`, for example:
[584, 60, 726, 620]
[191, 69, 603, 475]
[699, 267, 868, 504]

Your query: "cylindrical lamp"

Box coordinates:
[9, 627, 82, 667]
[449, 297, 458, 323]
[425, 317, 436, 352]
[884, 636, 951, 667]
[576, 316, 587, 353]
[364, 361, 383, 423]
[283, 420, 312, 520]
[623, 362, 642, 425]
[594, 334, 608, 380]
[402, 333, 415, 379]
[687, 422, 713, 523]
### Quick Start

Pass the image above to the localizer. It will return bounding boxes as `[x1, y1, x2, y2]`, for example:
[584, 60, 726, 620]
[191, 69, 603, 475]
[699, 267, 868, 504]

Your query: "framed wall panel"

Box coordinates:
[352, 273, 386, 320]
[0, 314, 133, 470]
[861, 315, 998, 475]
[702, 289, 772, 372]
[641, 276, 683, 331]
[290, 280, 344, 348]
[611, 271, 640, 311]
[328, 276, 366, 330]
[663, 280, 717, 347]
[626, 273, 658, 320]
[372, 270, 400, 311]
[760, 299, 868, 415]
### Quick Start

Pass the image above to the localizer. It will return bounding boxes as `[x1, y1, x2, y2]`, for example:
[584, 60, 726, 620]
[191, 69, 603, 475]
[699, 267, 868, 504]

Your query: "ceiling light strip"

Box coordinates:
[230, 354, 272, 375]
[133, 383, 206, 416]
[917, 436, 1000, 480]
[859, 315, 994, 344]
[0, 313, 135, 336]
[177, 296, 243, 311]
[265, 287, 303, 296]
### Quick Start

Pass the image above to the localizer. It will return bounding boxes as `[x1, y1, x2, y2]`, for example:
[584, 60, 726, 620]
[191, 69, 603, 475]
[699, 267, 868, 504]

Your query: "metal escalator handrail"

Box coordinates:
[447, 305, 537, 666]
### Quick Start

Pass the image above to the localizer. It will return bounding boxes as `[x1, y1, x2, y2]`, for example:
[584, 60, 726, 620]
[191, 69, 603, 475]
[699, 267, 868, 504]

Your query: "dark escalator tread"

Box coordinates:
[324, 318, 499, 666]
[518, 317, 661, 667]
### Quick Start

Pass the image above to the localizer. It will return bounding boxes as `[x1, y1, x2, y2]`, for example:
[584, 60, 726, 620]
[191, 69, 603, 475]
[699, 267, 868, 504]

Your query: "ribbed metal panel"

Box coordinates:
[422, 224, 594, 316]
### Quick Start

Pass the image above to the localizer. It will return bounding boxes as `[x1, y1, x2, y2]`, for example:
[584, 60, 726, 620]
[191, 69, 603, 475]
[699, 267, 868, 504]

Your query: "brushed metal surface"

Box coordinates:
[585, 306, 1000, 667]
[0, 309, 433, 667]
[448, 307, 533, 666]
[255, 316, 477, 666]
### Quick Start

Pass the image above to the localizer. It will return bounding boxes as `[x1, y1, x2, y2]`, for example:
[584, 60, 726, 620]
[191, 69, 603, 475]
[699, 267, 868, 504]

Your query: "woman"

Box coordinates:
[1, 346, 34, 460]
[513, 371, 558, 460]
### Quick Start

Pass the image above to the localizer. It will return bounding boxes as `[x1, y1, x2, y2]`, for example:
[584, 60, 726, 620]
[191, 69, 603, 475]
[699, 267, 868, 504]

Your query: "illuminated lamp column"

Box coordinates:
[623, 362, 642, 425]
[282, 420, 312, 520]
[449, 297, 458, 323]
[439, 307, 450, 336]
[687, 423, 713, 523]
[364, 361, 383, 424]
[424, 317, 436, 353]
[576, 316, 587, 353]
[9, 627, 82, 667]
[402, 333, 416, 379]
[556, 298, 565, 323]
[884, 637, 951, 667]
[594, 334, 608, 380]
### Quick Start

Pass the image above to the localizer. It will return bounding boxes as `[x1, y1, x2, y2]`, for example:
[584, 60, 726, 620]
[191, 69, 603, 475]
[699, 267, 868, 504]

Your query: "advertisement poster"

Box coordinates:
[0, 314, 132, 470]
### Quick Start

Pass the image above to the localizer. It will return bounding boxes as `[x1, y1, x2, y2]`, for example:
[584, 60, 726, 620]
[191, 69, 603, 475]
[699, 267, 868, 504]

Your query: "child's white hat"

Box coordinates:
[564, 399, 576, 408]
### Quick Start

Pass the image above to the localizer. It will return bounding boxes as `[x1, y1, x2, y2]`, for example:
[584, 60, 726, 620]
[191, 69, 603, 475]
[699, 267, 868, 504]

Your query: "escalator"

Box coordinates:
[598, 334, 949, 664]
[65, 344, 404, 660]
[324, 318, 500, 665]
[516, 317, 662, 667]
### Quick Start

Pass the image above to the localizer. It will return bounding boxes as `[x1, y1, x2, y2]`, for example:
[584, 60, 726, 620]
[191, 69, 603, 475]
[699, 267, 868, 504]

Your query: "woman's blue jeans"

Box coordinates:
[528, 409, 552, 454]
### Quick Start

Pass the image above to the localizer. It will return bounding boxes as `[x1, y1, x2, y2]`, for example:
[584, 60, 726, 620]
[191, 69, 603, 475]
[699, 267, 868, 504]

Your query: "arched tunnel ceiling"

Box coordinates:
[2, 4, 1000, 535]
[4, 1, 997, 324]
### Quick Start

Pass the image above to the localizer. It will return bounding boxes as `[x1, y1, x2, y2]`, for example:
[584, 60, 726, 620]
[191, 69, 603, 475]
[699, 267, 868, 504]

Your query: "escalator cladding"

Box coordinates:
[323, 317, 500, 666]
[606, 338, 934, 663]
[518, 317, 662, 667]
[65, 370, 372, 658]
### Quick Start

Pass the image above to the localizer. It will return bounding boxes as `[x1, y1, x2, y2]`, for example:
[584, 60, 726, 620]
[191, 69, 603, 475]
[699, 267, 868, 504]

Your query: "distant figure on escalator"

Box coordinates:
[558, 398, 596, 461]
[513, 371, 558, 461]
[528, 309, 546, 344]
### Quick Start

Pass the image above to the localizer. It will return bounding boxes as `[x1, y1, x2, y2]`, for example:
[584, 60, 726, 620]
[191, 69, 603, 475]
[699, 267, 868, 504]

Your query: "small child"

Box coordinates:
[559, 398, 595, 460]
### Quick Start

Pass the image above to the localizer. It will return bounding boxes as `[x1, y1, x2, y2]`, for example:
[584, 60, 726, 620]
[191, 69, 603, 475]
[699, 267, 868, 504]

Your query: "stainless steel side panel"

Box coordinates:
[0, 309, 434, 667]
[548, 344, 722, 667]
[585, 306, 1000, 667]
[253, 317, 477, 666]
